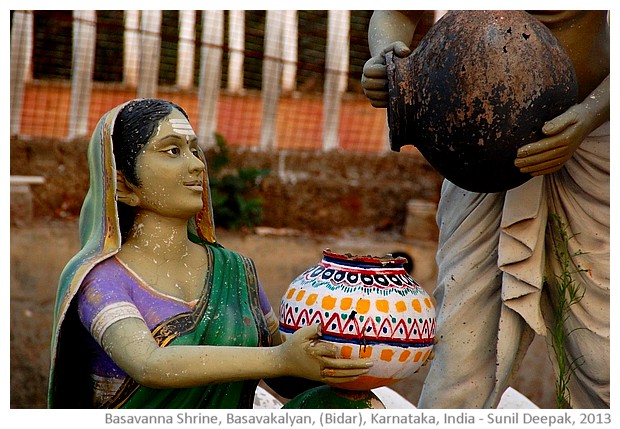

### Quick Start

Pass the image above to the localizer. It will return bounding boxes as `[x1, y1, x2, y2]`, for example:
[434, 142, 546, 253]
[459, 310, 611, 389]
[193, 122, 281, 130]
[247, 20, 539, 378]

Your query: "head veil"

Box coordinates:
[48, 100, 218, 407]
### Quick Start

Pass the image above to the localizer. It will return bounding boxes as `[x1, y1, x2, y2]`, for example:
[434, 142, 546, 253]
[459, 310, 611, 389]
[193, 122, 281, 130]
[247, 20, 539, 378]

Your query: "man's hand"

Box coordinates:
[361, 41, 411, 108]
[515, 104, 589, 176]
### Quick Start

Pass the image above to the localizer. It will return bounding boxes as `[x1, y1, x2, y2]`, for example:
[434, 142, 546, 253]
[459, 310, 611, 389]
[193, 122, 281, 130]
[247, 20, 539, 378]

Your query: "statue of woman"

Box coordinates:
[48, 98, 371, 408]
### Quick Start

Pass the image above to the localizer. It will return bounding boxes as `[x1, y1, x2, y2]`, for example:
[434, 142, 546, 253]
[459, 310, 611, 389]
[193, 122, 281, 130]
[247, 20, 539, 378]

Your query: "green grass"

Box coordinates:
[547, 214, 586, 409]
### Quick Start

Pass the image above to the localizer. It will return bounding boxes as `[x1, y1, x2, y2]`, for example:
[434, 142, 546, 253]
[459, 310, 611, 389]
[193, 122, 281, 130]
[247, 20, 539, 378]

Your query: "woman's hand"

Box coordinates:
[277, 324, 372, 384]
[361, 41, 411, 108]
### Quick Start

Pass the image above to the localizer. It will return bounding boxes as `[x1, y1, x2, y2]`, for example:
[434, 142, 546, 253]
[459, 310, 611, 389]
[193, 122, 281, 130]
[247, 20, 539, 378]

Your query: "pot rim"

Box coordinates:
[322, 248, 408, 268]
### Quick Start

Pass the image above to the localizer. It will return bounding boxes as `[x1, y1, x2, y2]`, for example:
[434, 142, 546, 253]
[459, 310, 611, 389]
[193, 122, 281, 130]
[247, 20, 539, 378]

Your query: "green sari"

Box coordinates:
[48, 102, 270, 409]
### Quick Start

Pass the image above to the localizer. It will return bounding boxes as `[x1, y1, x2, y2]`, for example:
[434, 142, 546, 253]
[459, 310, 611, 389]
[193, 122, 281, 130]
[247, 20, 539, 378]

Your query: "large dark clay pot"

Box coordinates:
[387, 10, 578, 193]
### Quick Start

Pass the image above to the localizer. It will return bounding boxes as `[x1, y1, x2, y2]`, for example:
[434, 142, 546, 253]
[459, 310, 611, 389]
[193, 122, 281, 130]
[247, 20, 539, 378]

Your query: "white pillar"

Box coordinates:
[10, 10, 33, 136]
[322, 10, 349, 151]
[123, 10, 140, 87]
[137, 10, 162, 99]
[281, 10, 297, 94]
[68, 10, 96, 140]
[177, 10, 196, 89]
[259, 10, 284, 150]
[197, 10, 224, 150]
[227, 10, 245, 94]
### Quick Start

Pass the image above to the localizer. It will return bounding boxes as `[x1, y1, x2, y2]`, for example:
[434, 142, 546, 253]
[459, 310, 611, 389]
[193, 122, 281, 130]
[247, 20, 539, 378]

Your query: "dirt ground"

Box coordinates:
[10, 220, 557, 409]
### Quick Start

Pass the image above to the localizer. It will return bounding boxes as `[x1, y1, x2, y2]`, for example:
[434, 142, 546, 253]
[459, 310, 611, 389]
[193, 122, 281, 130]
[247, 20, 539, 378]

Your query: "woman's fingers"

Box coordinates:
[294, 326, 374, 383]
[306, 340, 339, 358]
[322, 365, 372, 381]
[320, 366, 371, 378]
[316, 353, 373, 384]
[294, 324, 321, 340]
[320, 359, 372, 384]
[318, 355, 372, 368]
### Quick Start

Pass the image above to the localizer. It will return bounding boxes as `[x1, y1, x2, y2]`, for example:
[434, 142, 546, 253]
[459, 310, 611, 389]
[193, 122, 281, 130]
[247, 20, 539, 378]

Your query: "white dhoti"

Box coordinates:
[418, 123, 609, 409]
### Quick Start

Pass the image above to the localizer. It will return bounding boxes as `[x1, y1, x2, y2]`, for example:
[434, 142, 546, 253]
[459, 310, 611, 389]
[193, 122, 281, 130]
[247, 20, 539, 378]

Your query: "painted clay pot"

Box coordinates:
[279, 249, 436, 391]
[387, 10, 578, 193]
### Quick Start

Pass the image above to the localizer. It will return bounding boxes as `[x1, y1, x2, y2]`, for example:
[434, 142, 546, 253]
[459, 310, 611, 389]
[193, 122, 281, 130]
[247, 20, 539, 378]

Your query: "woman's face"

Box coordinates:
[130, 108, 206, 219]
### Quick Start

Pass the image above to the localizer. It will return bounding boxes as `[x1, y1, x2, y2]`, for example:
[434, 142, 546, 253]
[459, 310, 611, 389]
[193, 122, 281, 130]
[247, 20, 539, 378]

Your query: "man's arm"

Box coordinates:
[515, 74, 609, 176]
[362, 11, 424, 108]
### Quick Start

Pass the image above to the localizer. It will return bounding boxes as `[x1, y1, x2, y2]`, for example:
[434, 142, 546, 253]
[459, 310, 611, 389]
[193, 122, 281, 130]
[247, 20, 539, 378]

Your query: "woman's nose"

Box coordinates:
[187, 149, 205, 173]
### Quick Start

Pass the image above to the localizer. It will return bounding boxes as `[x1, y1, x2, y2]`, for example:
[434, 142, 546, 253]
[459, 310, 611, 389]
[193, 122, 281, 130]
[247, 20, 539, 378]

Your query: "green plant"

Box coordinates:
[207, 134, 270, 230]
[547, 213, 587, 409]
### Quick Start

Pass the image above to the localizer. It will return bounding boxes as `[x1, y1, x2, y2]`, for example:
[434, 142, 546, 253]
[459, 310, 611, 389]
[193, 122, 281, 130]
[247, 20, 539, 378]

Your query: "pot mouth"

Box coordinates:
[322, 248, 407, 268]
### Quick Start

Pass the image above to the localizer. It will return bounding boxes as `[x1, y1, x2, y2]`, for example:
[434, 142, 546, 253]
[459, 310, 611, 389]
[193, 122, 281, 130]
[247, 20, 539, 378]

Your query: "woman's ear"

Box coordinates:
[116, 172, 140, 207]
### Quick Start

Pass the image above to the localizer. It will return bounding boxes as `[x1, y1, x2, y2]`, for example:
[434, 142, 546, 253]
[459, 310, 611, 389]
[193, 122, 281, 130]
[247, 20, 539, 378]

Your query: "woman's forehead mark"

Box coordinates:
[169, 118, 195, 136]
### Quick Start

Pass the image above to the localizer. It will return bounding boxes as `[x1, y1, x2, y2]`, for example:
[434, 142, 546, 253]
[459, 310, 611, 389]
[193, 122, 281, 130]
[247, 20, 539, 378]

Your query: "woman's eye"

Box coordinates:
[165, 147, 181, 156]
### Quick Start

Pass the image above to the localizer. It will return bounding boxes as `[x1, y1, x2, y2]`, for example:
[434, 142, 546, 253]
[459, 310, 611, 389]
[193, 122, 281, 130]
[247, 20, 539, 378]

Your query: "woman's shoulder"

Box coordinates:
[83, 256, 126, 281]
[80, 256, 140, 295]
[207, 242, 252, 262]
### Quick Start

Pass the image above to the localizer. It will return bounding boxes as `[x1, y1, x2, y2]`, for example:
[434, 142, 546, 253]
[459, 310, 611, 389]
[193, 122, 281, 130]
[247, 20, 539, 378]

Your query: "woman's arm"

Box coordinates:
[101, 317, 371, 389]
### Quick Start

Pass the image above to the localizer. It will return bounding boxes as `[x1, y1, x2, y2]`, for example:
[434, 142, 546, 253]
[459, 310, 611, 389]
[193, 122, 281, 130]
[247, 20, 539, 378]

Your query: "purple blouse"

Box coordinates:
[76, 256, 275, 402]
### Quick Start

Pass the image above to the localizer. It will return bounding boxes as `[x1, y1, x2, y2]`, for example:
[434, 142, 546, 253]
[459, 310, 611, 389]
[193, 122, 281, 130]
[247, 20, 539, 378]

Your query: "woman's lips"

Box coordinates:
[184, 180, 203, 191]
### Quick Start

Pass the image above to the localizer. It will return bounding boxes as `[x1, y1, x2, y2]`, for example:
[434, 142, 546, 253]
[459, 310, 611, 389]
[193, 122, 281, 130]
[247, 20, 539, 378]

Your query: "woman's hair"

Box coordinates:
[111, 98, 189, 241]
